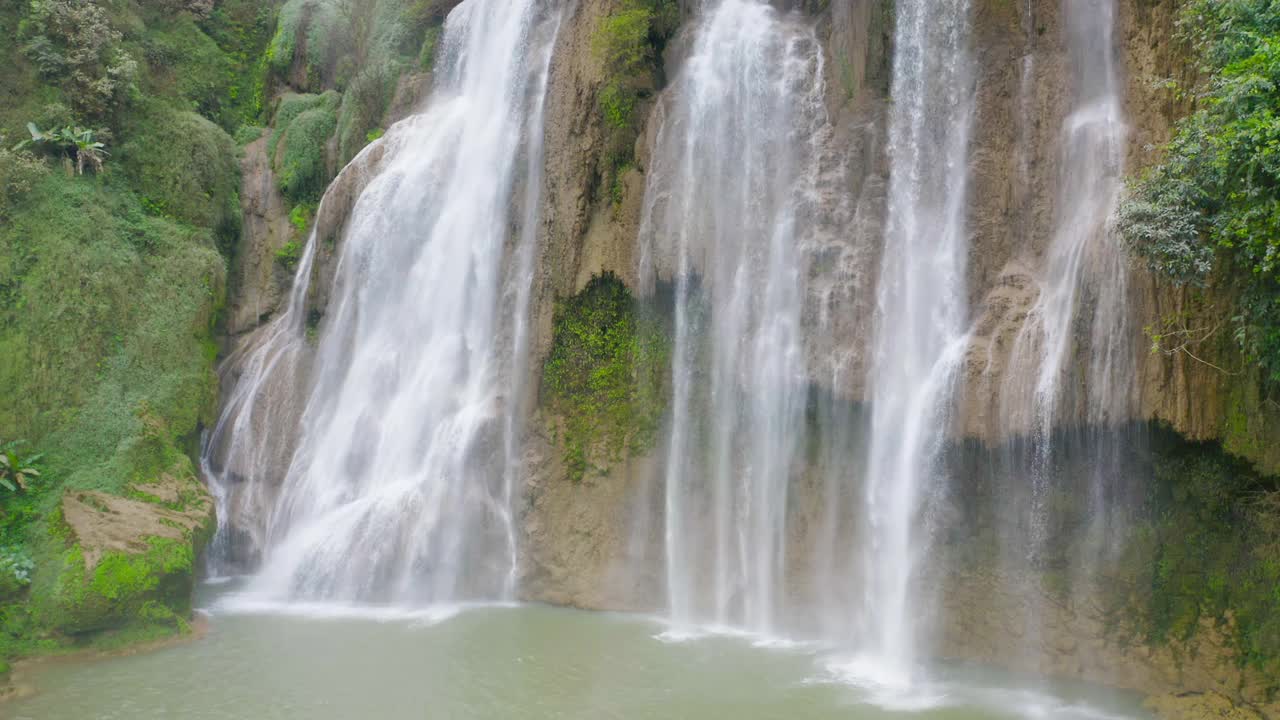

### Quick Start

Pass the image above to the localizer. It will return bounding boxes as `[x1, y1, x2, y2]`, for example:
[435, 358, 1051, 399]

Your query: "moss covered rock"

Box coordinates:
[35, 470, 214, 636]
[541, 272, 670, 482]
[269, 91, 340, 203]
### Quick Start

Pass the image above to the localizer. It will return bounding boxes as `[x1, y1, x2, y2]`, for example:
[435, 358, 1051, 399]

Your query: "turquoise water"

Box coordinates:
[7, 585, 1149, 720]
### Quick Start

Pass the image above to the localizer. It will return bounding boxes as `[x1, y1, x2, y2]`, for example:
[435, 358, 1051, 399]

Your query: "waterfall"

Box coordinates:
[856, 0, 974, 684]
[1005, 0, 1128, 453]
[639, 0, 825, 635]
[1001, 0, 1130, 568]
[202, 0, 561, 605]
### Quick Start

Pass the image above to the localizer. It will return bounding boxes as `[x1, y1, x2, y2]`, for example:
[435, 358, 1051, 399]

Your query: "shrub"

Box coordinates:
[270, 92, 339, 203]
[144, 0, 214, 19]
[418, 24, 442, 70]
[0, 172, 226, 473]
[0, 547, 35, 596]
[289, 203, 314, 234]
[266, 0, 355, 89]
[20, 123, 109, 175]
[140, 17, 236, 129]
[1117, 3, 1280, 381]
[234, 125, 266, 145]
[0, 146, 47, 219]
[590, 0, 679, 204]
[1128, 435, 1280, 682]
[119, 105, 241, 250]
[592, 5, 655, 130]
[335, 63, 394, 164]
[0, 441, 42, 495]
[275, 240, 302, 270]
[21, 0, 138, 119]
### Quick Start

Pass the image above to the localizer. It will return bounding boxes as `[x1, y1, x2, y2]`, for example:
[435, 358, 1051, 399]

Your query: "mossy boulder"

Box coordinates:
[34, 471, 214, 636]
[269, 91, 340, 203]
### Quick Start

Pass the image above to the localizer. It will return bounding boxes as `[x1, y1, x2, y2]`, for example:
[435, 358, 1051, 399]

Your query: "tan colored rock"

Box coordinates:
[518, 417, 663, 612]
[61, 476, 214, 572]
[41, 470, 216, 635]
[225, 135, 298, 342]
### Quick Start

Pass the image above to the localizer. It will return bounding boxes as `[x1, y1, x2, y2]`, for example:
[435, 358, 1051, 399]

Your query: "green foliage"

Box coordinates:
[593, 7, 653, 77]
[196, 0, 278, 129]
[265, 0, 309, 76]
[275, 240, 303, 271]
[0, 548, 35, 590]
[335, 62, 394, 164]
[599, 81, 635, 130]
[590, 0, 678, 205]
[119, 104, 241, 252]
[1117, 2, 1280, 381]
[41, 535, 195, 634]
[290, 203, 315, 234]
[138, 16, 236, 128]
[267, 0, 412, 91]
[0, 0, 243, 662]
[234, 125, 265, 145]
[590, 0, 677, 129]
[1127, 434, 1280, 684]
[269, 91, 339, 203]
[0, 172, 225, 493]
[418, 24, 442, 70]
[0, 441, 42, 495]
[19, 122, 108, 175]
[20, 0, 138, 120]
[279, 107, 337, 202]
[610, 161, 632, 206]
[542, 273, 670, 482]
[0, 146, 47, 220]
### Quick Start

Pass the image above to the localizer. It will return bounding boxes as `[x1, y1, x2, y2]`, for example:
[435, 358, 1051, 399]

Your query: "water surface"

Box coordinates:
[8, 585, 1149, 720]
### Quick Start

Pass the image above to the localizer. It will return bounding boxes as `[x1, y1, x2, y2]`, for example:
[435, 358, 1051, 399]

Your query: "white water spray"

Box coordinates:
[204, 0, 561, 605]
[639, 0, 825, 635]
[1002, 0, 1129, 557]
[857, 0, 975, 683]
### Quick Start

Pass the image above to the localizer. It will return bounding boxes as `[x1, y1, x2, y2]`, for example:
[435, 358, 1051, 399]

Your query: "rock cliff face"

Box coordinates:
[225, 136, 297, 343]
[212, 0, 1279, 714]
[940, 568, 1280, 720]
[512, 0, 1280, 713]
[518, 0, 1280, 480]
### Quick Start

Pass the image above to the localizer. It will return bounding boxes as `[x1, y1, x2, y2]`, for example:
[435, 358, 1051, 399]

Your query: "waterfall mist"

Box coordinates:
[969, 0, 1142, 680]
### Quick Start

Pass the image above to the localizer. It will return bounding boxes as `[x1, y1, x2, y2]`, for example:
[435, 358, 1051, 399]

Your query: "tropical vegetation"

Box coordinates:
[1118, 0, 1280, 382]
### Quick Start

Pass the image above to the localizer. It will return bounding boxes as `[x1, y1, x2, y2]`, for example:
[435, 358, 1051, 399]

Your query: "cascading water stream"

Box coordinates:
[203, 0, 561, 606]
[639, 0, 825, 636]
[856, 0, 975, 684]
[1001, 0, 1129, 568]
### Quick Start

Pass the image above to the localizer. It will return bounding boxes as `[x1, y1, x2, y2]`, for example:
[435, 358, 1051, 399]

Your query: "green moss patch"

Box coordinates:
[269, 91, 340, 203]
[541, 272, 670, 482]
[589, 0, 679, 208]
